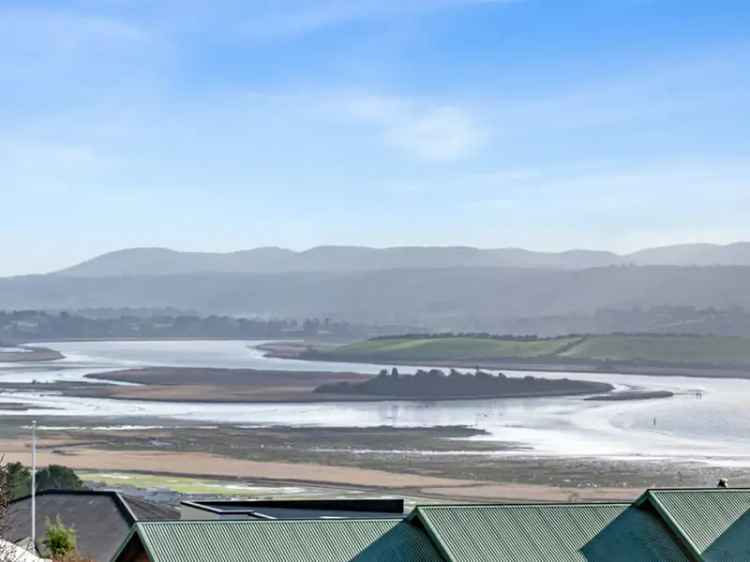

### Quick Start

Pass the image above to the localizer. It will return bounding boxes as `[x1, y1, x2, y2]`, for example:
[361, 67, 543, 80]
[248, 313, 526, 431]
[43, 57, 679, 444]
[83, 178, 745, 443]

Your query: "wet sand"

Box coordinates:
[2, 419, 744, 504]
[0, 346, 64, 362]
[85, 367, 373, 403]
[0, 438, 643, 503]
[80, 367, 612, 403]
[3, 340, 748, 503]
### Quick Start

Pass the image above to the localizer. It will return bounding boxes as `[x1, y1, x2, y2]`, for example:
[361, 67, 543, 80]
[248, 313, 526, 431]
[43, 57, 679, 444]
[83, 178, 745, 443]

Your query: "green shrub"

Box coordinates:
[43, 516, 77, 558]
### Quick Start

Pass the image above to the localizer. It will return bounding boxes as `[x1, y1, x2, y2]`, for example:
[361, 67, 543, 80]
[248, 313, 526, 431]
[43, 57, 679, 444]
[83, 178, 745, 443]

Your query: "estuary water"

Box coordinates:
[1, 340, 749, 465]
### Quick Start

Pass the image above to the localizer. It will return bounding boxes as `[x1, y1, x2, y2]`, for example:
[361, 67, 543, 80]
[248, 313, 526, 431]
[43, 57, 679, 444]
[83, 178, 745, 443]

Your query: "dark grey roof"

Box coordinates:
[8, 490, 177, 562]
[182, 498, 404, 520]
[122, 495, 180, 521]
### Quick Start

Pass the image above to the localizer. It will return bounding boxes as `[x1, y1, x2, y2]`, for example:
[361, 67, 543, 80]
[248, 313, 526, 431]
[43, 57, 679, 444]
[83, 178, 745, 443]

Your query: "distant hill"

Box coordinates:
[52, 242, 750, 277]
[3, 243, 749, 334]
[55, 247, 298, 277]
[626, 242, 750, 266]
[4, 266, 750, 331]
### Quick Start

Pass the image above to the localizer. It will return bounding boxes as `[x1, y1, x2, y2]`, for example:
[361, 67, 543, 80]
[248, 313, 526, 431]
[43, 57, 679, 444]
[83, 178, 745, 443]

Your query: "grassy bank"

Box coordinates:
[559, 334, 750, 365]
[325, 336, 582, 362]
[313, 334, 750, 370]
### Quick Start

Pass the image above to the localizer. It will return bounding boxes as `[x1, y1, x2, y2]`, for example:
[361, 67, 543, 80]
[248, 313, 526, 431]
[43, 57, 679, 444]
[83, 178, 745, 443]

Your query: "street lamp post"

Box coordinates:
[31, 420, 36, 549]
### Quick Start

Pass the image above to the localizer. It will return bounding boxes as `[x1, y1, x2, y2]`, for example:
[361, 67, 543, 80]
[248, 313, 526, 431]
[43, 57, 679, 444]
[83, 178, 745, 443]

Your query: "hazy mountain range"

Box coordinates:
[53, 242, 750, 277]
[4, 266, 750, 332]
[3, 243, 750, 333]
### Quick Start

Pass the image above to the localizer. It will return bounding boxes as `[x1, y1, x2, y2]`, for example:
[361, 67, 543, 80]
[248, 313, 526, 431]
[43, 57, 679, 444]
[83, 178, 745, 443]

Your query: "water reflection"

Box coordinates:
[1, 340, 749, 465]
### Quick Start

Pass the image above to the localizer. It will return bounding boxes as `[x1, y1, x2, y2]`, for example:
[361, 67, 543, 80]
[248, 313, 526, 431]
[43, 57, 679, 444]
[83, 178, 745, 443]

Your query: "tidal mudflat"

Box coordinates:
[2, 340, 750, 501]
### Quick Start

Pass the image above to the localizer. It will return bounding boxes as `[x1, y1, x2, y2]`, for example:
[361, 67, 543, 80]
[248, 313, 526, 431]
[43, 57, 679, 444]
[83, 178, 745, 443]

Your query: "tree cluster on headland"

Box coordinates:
[315, 368, 612, 400]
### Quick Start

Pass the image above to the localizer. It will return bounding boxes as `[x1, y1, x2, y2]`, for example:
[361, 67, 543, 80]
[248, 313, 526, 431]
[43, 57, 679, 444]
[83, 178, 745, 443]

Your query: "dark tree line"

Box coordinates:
[0, 310, 370, 342]
[0, 463, 85, 502]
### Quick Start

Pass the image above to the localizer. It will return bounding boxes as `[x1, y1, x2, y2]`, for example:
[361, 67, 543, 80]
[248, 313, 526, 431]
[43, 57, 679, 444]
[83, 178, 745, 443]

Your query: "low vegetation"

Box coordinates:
[43, 516, 77, 559]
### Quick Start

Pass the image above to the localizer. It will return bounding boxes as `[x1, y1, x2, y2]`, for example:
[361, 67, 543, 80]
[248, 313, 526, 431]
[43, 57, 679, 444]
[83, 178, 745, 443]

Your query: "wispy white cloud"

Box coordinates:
[222, 90, 488, 161]
[482, 43, 750, 136]
[237, 0, 515, 40]
[0, 5, 158, 96]
[0, 138, 110, 196]
[1, 140, 98, 169]
[0, 8, 152, 53]
[341, 94, 488, 161]
[385, 106, 487, 161]
[452, 157, 750, 252]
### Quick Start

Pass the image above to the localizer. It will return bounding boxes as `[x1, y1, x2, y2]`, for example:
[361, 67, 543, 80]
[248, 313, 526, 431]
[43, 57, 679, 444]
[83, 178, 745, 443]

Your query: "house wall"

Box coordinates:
[114, 535, 152, 562]
[126, 551, 151, 562]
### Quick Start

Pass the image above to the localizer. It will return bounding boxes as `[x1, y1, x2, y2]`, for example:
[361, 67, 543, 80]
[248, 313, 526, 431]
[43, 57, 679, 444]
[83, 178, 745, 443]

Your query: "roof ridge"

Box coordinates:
[416, 502, 631, 509]
[649, 487, 750, 492]
[642, 491, 703, 561]
[136, 517, 405, 525]
[9, 488, 124, 503]
[113, 491, 139, 524]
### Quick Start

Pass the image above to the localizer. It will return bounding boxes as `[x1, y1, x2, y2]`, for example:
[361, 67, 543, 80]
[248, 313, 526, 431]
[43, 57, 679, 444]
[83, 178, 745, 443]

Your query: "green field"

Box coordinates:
[559, 335, 750, 365]
[329, 336, 582, 362]
[78, 471, 364, 498]
[325, 334, 750, 368]
[77, 471, 437, 508]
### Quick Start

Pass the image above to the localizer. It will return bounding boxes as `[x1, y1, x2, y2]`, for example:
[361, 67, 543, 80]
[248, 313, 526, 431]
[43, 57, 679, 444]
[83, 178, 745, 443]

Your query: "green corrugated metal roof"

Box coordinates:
[414, 503, 692, 562]
[644, 489, 750, 561]
[120, 518, 443, 562]
[353, 519, 446, 561]
[112, 490, 750, 562]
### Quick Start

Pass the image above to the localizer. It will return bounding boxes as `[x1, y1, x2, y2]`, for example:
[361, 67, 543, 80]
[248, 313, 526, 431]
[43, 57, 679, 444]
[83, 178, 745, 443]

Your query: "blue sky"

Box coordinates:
[1, 0, 749, 275]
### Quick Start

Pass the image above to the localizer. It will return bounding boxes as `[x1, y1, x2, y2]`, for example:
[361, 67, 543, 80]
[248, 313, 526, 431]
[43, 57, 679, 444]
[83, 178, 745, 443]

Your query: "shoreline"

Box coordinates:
[2, 339, 748, 503]
[0, 345, 64, 363]
[312, 358, 750, 380]
[585, 390, 675, 402]
[14, 338, 750, 380]
[74, 387, 611, 405]
[30, 336, 307, 343]
[1, 421, 747, 503]
[261, 344, 750, 381]
[78, 367, 612, 404]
